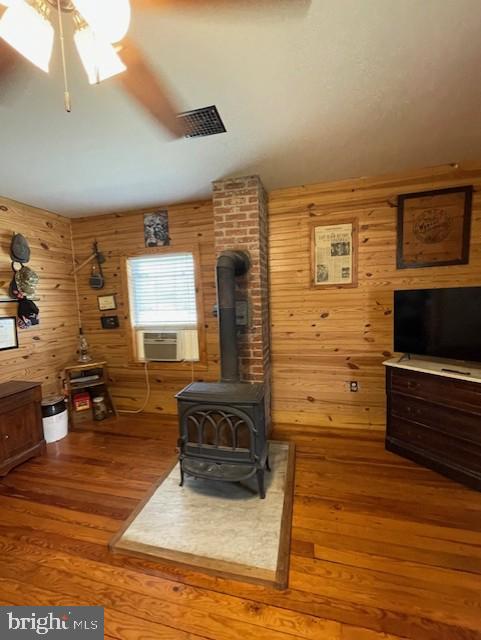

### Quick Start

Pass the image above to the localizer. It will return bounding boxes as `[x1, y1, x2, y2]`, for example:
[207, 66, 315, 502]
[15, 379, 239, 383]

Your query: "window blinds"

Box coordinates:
[129, 253, 197, 328]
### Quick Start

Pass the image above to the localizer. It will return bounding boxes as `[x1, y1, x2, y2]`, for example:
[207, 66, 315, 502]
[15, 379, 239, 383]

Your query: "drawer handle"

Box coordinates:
[4, 435, 9, 440]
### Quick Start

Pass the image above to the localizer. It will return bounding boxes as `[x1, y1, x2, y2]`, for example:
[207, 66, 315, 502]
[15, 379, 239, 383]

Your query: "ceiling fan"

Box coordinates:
[0, 0, 190, 137]
[0, 0, 309, 137]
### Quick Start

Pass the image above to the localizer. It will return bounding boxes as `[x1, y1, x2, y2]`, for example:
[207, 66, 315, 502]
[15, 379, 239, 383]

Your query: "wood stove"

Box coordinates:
[176, 251, 270, 498]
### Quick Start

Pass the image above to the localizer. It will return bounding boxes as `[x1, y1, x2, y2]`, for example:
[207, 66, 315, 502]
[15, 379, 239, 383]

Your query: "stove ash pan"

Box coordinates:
[176, 382, 270, 498]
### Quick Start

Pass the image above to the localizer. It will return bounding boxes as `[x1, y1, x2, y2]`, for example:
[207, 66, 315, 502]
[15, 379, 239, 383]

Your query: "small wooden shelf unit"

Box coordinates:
[64, 360, 116, 426]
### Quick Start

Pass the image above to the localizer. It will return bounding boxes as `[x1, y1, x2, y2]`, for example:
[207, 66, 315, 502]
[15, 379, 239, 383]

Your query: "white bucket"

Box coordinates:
[42, 396, 68, 444]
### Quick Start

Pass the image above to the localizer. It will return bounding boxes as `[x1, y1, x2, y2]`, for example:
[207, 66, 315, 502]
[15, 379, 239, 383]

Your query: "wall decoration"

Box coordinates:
[101, 315, 120, 329]
[144, 210, 170, 247]
[10, 233, 31, 264]
[17, 298, 39, 330]
[397, 186, 472, 269]
[0, 317, 18, 351]
[311, 220, 358, 288]
[89, 240, 105, 289]
[97, 294, 117, 311]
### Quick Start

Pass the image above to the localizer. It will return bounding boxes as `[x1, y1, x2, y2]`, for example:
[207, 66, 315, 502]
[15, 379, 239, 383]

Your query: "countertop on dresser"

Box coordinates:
[383, 356, 481, 384]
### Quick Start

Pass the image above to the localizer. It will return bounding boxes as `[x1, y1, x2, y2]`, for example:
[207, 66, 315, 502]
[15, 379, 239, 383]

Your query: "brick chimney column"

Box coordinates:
[212, 176, 271, 403]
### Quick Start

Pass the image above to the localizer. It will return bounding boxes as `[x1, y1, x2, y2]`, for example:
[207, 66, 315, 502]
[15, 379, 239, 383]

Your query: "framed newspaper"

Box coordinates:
[311, 220, 358, 288]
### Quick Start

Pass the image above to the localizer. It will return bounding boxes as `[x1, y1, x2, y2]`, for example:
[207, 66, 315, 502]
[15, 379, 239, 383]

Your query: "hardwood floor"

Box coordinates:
[0, 415, 480, 640]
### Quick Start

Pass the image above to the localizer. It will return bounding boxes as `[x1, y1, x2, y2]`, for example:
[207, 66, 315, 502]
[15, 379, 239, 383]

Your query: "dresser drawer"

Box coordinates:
[389, 368, 481, 414]
[390, 392, 481, 446]
[388, 416, 481, 475]
[0, 387, 41, 415]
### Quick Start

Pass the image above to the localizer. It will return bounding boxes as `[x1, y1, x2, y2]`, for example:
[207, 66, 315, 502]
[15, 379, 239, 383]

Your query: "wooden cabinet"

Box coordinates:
[385, 362, 481, 491]
[0, 381, 45, 476]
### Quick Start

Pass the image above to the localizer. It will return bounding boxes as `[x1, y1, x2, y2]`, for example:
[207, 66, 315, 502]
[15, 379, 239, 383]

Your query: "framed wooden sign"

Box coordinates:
[311, 220, 358, 288]
[97, 294, 117, 311]
[0, 317, 18, 351]
[397, 186, 472, 269]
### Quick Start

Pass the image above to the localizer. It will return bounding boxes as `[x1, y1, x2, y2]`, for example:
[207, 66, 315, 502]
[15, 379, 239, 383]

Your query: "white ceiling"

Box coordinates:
[1, 0, 481, 217]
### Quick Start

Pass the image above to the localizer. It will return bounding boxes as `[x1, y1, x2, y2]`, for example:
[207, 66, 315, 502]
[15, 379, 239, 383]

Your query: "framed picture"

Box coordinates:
[311, 220, 358, 288]
[144, 210, 170, 247]
[101, 315, 120, 329]
[97, 294, 117, 311]
[0, 317, 18, 351]
[397, 186, 472, 269]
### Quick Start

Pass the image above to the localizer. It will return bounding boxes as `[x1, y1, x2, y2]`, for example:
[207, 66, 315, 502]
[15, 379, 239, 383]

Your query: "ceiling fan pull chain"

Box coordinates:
[56, 0, 71, 112]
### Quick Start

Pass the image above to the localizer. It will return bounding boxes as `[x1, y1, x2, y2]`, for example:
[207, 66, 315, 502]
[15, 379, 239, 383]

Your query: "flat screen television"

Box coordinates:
[394, 286, 481, 363]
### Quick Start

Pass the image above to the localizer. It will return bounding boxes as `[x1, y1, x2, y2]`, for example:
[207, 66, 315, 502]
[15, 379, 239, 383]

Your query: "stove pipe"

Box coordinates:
[216, 250, 249, 383]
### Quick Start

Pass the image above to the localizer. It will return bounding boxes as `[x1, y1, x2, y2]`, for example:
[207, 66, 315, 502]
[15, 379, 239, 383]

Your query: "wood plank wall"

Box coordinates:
[70, 201, 219, 415]
[268, 164, 481, 435]
[0, 197, 78, 395]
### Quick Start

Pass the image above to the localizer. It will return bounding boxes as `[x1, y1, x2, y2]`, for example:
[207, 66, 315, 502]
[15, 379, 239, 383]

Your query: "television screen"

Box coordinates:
[394, 287, 481, 363]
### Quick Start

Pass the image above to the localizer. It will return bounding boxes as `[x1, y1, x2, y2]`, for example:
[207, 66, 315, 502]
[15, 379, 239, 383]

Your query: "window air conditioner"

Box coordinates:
[142, 331, 180, 362]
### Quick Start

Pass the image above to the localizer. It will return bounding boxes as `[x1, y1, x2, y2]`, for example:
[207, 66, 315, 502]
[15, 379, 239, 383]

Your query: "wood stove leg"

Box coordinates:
[179, 464, 185, 487]
[266, 456, 271, 472]
[256, 468, 266, 499]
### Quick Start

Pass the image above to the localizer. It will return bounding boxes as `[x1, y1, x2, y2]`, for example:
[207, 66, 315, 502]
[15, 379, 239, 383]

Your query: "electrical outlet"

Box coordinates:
[349, 381, 359, 392]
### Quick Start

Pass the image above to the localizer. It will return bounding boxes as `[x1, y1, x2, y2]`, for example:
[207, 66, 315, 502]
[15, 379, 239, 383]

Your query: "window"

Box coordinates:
[127, 252, 200, 362]
[129, 253, 197, 327]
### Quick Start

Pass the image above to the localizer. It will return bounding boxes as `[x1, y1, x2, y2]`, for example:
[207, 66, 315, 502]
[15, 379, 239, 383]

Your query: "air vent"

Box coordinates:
[178, 105, 227, 138]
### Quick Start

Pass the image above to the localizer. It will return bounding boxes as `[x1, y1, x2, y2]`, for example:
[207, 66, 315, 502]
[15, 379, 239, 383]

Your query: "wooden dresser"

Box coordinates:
[385, 359, 481, 491]
[0, 381, 45, 476]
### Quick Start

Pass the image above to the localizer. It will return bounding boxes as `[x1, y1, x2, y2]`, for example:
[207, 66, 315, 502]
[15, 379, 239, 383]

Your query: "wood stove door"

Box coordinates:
[180, 404, 257, 463]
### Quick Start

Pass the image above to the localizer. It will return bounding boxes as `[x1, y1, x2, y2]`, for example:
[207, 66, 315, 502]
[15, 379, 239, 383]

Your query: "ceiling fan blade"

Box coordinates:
[0, 5, 20, 81]
[133, 0, 310, 10]
[0, 38, 19, 82]
[117, 37, 186, 138]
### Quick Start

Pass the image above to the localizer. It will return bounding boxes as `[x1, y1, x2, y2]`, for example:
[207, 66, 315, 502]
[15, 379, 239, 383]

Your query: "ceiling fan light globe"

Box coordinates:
[0, 1, 54, 72]
[72, 0, 131, 43]
[74, 26, 126, 85]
